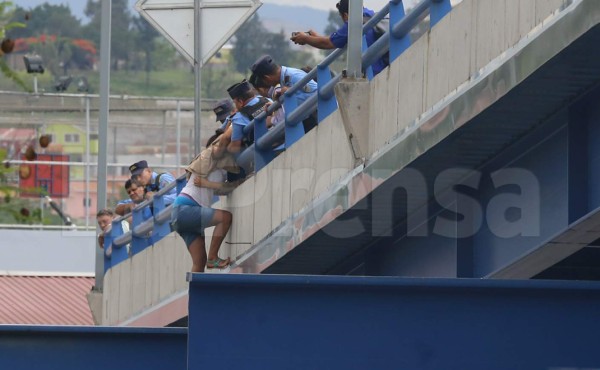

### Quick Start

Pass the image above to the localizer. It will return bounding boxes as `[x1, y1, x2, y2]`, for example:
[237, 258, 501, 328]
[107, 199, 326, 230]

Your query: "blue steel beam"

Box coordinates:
[188, 274, 600, 370]
[0, 326, 187, 370]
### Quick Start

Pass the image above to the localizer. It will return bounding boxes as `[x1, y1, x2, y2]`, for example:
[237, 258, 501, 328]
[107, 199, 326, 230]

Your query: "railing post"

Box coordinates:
[254, 115, 274, 171]
[107, 219, 127, 268]
[347, 0, 363, 78]
[151, 194, 170, 240]
[317, 65, 337, 122]
[389, 0, 410, 63]
[131, 207, 150, 254]
[176, 176, 186, 195]
[103, 240, 111, 275]
[362, 34, 374, 81]
[283, 94, 304, 148]
[430, 0, 451, 27]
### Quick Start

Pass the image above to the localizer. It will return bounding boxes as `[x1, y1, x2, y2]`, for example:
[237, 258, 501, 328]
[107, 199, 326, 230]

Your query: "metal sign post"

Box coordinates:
[136, 0, 262, 153]
[347, 0, 364, 78]
[95, 0, 112, 291]
[194, 0, 202, 154]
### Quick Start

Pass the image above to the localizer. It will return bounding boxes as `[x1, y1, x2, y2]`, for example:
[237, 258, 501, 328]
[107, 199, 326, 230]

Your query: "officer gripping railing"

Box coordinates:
[101, 0, 452, 272]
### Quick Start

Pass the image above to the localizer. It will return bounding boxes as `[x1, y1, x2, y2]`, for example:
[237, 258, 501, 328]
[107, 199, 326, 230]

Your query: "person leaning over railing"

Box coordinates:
[170, 132, 240, 272]
[212, 98, 236, 132]
[217, 79, 270, 161]
[115, 179, 151, 224]
[129, 160, 177, 207]
[97, 208, 130, 256]
[250, 55, 318, 133]
[290, 0, 388, 76]
[251, 76, 285, 130]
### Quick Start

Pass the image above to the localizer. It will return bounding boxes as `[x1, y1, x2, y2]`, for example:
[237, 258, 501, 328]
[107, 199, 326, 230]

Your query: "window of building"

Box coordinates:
[64, 133, 80, 143]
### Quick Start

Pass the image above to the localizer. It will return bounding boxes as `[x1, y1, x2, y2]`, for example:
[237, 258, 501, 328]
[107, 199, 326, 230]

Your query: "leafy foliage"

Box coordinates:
[83, 0, 132, 70]
[0, 1, 27, 90]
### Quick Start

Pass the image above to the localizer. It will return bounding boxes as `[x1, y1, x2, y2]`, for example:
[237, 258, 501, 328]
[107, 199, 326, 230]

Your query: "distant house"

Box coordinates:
[43, 124, 98, 180]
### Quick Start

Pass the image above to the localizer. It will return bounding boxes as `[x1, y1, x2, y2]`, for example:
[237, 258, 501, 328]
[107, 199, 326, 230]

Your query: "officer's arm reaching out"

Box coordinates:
[291, 30, 335, 50]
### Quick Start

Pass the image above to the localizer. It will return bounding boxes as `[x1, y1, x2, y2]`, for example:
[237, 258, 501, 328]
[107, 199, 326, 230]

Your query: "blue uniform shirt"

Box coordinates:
[231, 96, 271, 143]
[329, 7, 387, 76]
[145, 171, 177, 205]
[280, 66, 318, 121]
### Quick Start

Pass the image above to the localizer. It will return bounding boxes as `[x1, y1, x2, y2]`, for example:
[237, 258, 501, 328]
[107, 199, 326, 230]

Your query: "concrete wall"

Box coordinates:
[369, 0, 567, 154]
[102, 233, 190, 326]
[102, 0, 569, 326]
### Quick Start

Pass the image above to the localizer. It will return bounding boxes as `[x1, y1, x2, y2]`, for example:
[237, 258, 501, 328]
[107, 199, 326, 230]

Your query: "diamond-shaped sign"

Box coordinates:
[136, 0, 262, 67]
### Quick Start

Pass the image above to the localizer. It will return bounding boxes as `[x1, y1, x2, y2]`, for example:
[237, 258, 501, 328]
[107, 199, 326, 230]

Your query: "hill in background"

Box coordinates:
[259, 3, 330, 35]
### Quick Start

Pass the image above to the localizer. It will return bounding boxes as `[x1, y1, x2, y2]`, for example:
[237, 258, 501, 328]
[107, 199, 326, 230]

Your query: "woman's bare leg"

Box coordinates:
[207, 209, 232, 262]
[188, 236, 207, 273]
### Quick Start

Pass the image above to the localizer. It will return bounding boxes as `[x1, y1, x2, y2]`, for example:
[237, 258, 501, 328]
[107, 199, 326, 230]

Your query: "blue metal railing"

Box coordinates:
[102, 0, 452, 272]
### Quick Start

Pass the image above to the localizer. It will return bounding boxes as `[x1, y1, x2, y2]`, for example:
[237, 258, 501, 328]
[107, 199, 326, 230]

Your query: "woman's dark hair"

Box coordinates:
[336, 0, 348, 15]
[206, 131, 222, 147]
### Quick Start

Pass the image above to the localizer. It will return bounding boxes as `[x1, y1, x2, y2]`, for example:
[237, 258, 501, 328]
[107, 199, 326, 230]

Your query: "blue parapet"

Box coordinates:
[389, 0, 411, 62]
[283, 93, 304, 148]
[131, 206, 150, 254]
[108, 219, 128, 265]
[0, 326, 187, 370]
[188, 274, 600, 370]
[317, 64, 337, 122]
[362, 34, 374, 81]
[254, 115, 274, 172]
[151, 194, 170, 240]
[430, 0, 452, 26]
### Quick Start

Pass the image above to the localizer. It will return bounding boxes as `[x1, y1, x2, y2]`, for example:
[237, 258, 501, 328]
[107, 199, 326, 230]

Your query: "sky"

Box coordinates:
[18, 0, 420, 21]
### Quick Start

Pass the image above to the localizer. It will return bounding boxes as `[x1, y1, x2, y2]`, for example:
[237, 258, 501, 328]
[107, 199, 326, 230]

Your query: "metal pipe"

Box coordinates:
[133, 219, 154, 238]
[85, 96, 91, 228]
[161, 111, 166, 164]
[176, 100, 181, 175]
[286, 94, 318, 125]
[347, 0, 364, 78]
[113, 231, 132, 248]
[95, 0, 112, 291]
[194, 0, 202, 155]
[320, 74, 343, 100]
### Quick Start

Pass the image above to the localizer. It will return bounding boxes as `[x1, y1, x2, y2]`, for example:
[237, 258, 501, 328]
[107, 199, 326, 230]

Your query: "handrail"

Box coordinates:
[235, 1, 403, 172]
[103, 0, 452, 272]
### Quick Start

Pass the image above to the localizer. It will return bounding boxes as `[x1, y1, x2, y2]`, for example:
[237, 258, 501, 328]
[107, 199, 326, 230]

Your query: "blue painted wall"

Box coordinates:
[0, 326, 187, 370]
[360, 82, 600, 278]
[187, 274, 600, 370]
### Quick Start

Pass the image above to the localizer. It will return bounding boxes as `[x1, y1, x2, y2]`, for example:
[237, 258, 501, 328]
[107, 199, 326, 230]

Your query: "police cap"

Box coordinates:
[129, 160, 148, 176]
[227, 80, 252, 99]
[250, 55, 277, 77]
[212, 98, 233, 122]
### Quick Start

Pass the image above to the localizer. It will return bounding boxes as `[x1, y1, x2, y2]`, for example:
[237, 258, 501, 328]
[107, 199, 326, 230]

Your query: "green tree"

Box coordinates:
[10, 4, 82, 39]
[132, 15, 159, 87]
[0, 1, 28, 91]
[232, 15, 316, 75]
[324, 10, 344, 36]
[83, 0, 132, 70]
[231, 14, 266, 75]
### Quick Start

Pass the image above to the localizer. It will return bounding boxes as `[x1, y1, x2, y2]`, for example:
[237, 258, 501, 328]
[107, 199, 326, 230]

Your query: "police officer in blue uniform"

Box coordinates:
[129, 160, 177, 213]
[225, 79, 269, 155]
[212, 98, 235, 132]
[250, 55, 318, 133]
[291, 0, 387, 76]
